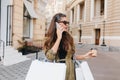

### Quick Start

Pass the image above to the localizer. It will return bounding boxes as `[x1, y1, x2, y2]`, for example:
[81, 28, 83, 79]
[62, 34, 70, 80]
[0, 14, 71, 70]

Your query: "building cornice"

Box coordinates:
[66, 0, 75, 9]
[66, 0, 85, 10]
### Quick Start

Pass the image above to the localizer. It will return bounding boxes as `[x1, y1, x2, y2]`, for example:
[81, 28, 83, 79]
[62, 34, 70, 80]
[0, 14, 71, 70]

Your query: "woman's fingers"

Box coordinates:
[56, 22, 67, 40]
[56, 22, 66, 32]
[86, 50, 97, 58]
[59, 26, 65, 32]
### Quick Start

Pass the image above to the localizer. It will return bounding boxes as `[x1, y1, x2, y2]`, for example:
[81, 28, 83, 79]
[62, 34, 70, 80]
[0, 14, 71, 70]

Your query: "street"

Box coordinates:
[87, 52, 120, 80]
[76, 44, 120, 80]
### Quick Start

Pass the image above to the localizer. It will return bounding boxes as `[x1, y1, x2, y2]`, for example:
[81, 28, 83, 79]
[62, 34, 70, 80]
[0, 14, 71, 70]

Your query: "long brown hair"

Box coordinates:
[44, 13, 74, 52]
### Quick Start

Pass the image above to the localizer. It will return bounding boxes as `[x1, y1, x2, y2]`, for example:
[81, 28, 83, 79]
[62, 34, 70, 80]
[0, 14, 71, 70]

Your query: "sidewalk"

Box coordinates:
[0, 60, 31, 80]
[0, 51, 45, 80]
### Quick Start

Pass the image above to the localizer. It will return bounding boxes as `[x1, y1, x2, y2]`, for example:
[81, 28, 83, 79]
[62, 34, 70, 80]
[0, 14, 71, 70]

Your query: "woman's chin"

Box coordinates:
[62, 28, 68, 33]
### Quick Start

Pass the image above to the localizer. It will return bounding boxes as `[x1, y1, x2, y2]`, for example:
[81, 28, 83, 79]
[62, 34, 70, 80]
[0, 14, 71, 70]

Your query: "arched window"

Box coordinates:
[23, 4, 31, 40]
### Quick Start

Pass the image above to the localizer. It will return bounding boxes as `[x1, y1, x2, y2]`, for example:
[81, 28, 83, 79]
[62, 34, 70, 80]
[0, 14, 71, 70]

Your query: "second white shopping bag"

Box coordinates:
[75, 60, 94, 80]
[25, 60, 66, 80]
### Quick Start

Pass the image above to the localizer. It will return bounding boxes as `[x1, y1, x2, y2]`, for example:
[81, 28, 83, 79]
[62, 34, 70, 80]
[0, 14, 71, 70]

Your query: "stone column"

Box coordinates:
[77, 4, 80, 23]
[90, 0, 94, 21]
[104, 0, 107, 19]
[84, 0, 87, 22]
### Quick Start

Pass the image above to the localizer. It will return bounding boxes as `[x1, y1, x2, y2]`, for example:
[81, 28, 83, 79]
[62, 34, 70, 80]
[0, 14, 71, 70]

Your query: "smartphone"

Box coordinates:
[56, 22, 60, 29]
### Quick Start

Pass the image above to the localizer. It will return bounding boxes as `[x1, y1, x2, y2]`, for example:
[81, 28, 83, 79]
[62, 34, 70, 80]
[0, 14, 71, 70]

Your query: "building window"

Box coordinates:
[94, 0, 104, 16]
[79, 2, 85, 20]
[23, 5, 31, 39]
[72, 8, 74, 22]
[100, 0, 104, 15]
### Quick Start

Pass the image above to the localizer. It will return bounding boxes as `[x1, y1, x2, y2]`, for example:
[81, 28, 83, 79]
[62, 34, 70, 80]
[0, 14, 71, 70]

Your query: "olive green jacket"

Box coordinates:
[45, 46, 75, 80]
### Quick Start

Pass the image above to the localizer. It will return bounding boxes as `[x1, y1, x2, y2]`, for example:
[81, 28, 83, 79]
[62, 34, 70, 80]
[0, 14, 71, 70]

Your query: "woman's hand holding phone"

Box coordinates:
[56, 22, 65, 40]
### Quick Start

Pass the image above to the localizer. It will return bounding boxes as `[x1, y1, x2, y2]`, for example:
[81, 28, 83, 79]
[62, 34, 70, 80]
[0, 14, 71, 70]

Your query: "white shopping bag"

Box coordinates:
[75, 61, 94, 80]
[25, 60, 66, 80]
[76, 67, 84, 80]
[81, 61, 94, 80]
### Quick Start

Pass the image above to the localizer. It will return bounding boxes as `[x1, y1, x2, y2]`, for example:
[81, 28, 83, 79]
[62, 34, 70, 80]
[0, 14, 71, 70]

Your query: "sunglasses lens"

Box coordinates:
[58, 21, 69, 25]
[63, 21, 69, 25]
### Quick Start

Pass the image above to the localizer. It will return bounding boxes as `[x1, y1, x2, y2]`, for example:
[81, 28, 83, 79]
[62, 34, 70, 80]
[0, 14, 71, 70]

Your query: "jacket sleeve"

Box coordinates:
[45, 49, 56, 61]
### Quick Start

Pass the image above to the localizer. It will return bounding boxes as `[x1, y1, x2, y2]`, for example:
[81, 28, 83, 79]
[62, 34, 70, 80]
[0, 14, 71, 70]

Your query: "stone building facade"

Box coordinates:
[66, 0, 120, 48]
[45, 0, 67, 31]
[0, 0, 47, 48]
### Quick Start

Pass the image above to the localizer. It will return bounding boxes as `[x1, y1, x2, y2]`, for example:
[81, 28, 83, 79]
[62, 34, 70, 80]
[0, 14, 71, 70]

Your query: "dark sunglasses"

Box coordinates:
[58, 21, 69, 25]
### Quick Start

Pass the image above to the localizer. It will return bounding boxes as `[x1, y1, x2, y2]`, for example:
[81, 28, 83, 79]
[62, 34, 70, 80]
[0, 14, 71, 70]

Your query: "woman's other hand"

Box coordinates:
[85, 49, 97, 59]
[75, 49, 97, 60]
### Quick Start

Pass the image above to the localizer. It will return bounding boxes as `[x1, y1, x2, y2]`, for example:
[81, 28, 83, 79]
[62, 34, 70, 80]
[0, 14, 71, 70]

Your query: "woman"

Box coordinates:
[44, 13, 97, 80]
